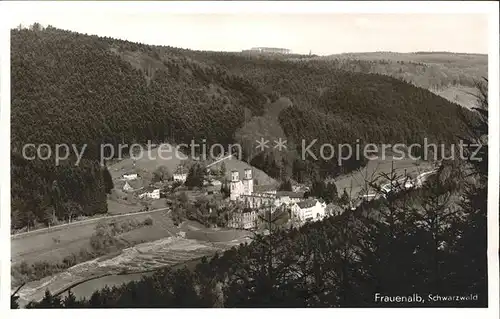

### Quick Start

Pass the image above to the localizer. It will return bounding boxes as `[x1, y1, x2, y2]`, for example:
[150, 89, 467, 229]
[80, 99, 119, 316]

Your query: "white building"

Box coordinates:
[229, 169, 304, 209]
[173, 165, 188, 183]
[275, 191, 305, 206]
[254, 184, 278, 195]
[173, 173, 187, 183]
[139, 188, 160, 200]
[122, 173, 138, 181]
[291, 199, 326, 223]
[211, 180, 222, 187]
[123, 180, 143, 193]
[230, 169, 254, 201]
[123, 181, 134, 192]
[228, 209, 260, 230]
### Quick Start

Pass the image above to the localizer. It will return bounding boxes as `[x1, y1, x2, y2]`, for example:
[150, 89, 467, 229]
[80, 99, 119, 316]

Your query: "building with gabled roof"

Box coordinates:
[122, 180, 143, 193]
[291, 198, 326, 224]
[122, 173, 138, 181]
[173, 164, 188, 183]
[138, 186, 160, 200]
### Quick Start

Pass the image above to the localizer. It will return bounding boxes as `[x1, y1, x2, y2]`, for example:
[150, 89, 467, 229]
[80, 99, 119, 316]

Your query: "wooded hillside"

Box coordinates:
[11, 26, 475, 229]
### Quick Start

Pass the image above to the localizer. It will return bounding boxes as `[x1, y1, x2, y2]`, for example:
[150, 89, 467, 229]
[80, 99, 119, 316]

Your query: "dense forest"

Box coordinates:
[11, 26, 267, 229]
[179, 53, 476, 177]
[11, 25, 475, 230]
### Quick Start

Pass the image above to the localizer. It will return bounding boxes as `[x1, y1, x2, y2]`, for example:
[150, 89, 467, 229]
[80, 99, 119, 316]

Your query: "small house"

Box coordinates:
[173, 165, 188, 183]
[122, 173, 138, 181]
[139, 187, 160, 200]
[123, 180, 143, 193]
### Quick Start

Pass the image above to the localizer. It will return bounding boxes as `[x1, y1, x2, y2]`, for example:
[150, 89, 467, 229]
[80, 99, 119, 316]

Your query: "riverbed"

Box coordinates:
[16, 231, 251, 306]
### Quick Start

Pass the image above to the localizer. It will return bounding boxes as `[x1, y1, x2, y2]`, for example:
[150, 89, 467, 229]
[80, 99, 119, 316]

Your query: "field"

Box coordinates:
[106, 198, 143, 215]
[180, 220, 252, 242]
[430, 85, 479, 110]
[11, 209, 175, 265]
[329, 52, 487, 65]
[108, 145, 183, 179]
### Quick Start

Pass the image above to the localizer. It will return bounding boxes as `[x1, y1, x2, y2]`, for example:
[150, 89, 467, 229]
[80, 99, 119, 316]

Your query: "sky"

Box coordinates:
[5, 4, 489, 55]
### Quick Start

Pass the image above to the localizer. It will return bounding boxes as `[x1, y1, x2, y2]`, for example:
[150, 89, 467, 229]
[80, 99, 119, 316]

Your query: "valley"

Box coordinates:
[9, 23, 488, 308]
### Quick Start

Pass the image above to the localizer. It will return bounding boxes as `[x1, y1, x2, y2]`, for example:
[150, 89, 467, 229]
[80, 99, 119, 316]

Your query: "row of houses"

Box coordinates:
[122, 180, 161, 200]
[121, 165, 188, 184]
[227, 197, 328, 230]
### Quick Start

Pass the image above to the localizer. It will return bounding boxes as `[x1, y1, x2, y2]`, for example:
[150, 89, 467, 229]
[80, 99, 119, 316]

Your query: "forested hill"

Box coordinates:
[180, 53, 475, 178]
[11, 26, 268, 229]
[11, 26, 475, 229]
[11, 27, 267, 151]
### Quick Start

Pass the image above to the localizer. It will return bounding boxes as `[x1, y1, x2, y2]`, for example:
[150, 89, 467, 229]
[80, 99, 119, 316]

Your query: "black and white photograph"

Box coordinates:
[1, 1, 499, 315]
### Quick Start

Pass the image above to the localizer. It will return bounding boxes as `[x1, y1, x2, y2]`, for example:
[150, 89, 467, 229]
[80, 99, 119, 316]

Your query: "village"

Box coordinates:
[110, 155, 333, 231]
[110, 149, 439, 233]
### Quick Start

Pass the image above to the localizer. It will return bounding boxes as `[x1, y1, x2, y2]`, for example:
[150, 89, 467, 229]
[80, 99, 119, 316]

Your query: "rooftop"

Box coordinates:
[139, 185, 160, 193]
[123, 179, 143, 190]
[276, 191, 305, 199]
[254, 184, 278, 193]
[296, 199, 318, 209]
[174, 165, 188, 174]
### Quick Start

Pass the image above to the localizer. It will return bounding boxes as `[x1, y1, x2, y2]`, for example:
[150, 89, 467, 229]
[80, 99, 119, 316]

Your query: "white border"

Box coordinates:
[0, 1, 12, 314]
[0, 1, 497, 14]
[487, 1, 500, 313]
[0, 1, 498, 319]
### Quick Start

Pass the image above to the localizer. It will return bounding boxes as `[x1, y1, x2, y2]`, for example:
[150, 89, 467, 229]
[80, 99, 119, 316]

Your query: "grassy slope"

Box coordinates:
[430, 85, 479, 110]
[11, 209, 175, 265]
[234, 97, 295, 166]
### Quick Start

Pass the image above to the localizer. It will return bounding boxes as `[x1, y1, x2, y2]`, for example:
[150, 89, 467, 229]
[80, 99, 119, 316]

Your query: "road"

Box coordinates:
[381, 169, 438, 191]
[356, 168, 438, 206]
[11, 206, 170, 239]
[206, 153, 234, 168]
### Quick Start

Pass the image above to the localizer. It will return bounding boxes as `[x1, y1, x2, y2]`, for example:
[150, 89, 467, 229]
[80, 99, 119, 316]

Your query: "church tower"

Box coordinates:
[243, 168, 253, 195]
[230, 170, 241, 201]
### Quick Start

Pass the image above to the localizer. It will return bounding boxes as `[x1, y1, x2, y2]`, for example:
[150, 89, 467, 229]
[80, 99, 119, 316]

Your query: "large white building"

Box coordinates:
[122, 173, 138, 181]
[291, 199, 327, 224]
[230, 169, 254, 200]
[230, 168, 306, 208]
